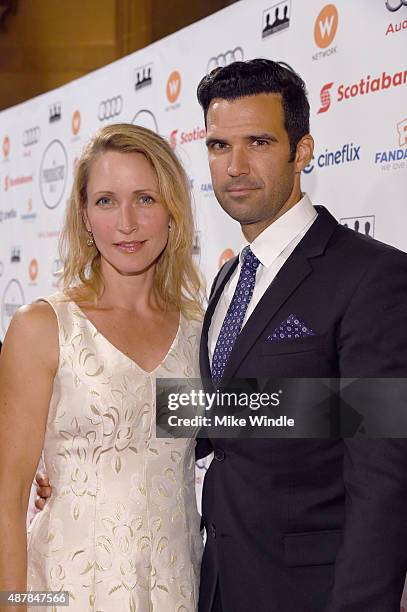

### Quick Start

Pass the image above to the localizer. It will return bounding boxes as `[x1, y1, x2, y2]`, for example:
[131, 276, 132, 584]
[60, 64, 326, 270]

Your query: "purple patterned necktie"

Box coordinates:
[212, 246, 261, 383]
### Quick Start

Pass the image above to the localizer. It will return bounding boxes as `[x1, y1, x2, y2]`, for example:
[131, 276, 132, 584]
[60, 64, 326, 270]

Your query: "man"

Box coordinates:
[195, 59, 407, 611]
[36, 59, 407, 610]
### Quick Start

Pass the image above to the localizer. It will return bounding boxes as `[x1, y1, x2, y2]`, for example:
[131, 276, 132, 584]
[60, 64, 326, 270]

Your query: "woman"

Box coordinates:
[0, 124, 204, 611]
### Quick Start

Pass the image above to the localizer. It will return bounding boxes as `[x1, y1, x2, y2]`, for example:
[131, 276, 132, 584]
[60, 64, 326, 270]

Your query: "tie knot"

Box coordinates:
[242, 246, 260, 272]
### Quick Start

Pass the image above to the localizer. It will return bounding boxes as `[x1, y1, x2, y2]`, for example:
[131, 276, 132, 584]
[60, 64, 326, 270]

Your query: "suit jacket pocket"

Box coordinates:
[260, 334, 326, 356]
[283, 529, 342, 567]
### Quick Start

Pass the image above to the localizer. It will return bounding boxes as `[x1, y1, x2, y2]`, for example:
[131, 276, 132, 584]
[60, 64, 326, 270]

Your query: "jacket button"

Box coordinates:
[214, 448, 225, 461]
[210, 524, 216, 538]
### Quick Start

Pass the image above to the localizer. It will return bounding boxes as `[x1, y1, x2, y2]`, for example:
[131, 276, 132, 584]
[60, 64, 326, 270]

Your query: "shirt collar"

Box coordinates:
[239, 193, 317, 268]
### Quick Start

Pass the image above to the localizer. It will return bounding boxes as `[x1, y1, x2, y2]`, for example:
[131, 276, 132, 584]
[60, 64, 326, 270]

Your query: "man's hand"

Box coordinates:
[34, 473, 52, 510]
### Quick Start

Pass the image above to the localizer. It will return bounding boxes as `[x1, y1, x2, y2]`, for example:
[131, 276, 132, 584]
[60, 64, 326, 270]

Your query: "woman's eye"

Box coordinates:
[96, 197, 113, 206]
[139, 195, 154, 204]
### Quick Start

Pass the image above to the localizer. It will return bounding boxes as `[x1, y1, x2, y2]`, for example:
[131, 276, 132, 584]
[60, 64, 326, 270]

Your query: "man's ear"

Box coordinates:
[294, 134, 314, 173]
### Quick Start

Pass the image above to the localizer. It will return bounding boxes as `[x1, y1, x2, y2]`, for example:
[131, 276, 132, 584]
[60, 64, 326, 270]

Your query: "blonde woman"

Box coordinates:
[0, 124, 204, 611]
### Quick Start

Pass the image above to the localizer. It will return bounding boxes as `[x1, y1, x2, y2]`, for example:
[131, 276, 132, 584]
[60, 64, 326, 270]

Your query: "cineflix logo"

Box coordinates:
[374, 119, 407, 171]
[262, 1, 291, 39]
[313, 4, 338, 61]
[303, 142, 361, 173]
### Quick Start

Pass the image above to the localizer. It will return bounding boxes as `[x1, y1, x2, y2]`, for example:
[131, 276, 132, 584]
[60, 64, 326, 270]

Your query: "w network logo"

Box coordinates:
[317, 82, 334, 114]
[314, 4, 338, 48]
[166, 71, 182, 104]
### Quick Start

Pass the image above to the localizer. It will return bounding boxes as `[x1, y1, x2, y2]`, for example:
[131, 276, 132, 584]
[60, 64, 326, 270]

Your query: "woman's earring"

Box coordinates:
[168, 222, 172, 231]
[86, 230, 94, 246]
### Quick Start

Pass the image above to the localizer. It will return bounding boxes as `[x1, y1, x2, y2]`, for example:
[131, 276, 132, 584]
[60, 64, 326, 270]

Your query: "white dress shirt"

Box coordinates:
[208, 194, 318, 366]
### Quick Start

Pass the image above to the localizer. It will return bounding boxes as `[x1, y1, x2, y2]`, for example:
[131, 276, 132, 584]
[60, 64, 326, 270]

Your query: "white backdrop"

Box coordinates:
[0, 0, 406, 604]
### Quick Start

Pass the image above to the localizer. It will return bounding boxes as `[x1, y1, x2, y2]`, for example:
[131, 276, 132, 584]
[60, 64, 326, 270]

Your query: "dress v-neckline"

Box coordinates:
[72, 301, 182, 375]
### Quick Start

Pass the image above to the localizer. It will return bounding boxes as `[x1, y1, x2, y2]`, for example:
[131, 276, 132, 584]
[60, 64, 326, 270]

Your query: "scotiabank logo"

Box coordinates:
[166, 71, 181, 104]
[169, 127, 206, 149]
[314, 4, 338, 48]
[317, 82, 334, 113]
[4, 174, 33, 191]
[3, 136, 10, 158]
[318, 69, 407, 113]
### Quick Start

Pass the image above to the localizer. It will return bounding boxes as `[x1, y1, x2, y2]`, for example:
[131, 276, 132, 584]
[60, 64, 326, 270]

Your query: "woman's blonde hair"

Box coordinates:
[59, 123, 204, 319]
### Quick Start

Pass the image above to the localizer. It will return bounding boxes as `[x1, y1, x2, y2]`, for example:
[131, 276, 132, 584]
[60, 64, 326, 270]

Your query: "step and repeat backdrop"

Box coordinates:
[0, 0, 406, 602]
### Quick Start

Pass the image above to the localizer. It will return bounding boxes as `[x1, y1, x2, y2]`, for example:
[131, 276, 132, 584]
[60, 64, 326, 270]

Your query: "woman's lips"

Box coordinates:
[114, 240, 145, 253]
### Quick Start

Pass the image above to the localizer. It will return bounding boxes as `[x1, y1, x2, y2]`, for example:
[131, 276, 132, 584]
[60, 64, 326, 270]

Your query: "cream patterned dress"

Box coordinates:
[27, 293, 203, 611]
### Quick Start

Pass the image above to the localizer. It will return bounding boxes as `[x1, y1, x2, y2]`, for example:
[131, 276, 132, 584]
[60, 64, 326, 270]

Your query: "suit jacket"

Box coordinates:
[197, 206, 407, 612]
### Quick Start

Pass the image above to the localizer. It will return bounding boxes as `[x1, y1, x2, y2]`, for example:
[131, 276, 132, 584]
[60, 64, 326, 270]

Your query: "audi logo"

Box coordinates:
[23, 126, 41, 147]
[207, 46, 244, 74]
[98, 96, 123, 121]
[385, 0, 407, 11]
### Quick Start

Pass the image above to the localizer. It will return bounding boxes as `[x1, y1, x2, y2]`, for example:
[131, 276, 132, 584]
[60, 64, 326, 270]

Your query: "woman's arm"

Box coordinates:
[0, 302, 58, 612]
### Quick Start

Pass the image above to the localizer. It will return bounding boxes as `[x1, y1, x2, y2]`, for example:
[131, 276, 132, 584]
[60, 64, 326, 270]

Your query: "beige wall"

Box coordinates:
[0, 0, 231, 111]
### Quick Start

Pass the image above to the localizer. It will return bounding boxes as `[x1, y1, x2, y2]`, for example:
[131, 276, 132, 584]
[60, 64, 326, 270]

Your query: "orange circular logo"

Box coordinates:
[218, 248, 235, 269]
[314, 4, 338, 49]
[72, 110, 81, 135]
[3, 136, 10, 158]
[166, 71, 181, 104]
[29, 258, 38, 282]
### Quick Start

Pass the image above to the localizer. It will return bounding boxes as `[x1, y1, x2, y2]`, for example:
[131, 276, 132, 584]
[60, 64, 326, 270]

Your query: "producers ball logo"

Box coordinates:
[134, 63, 153, 91]
[132, 109, 159, 133]
[3, 136, 10, 158]
[340, 215, 375, 237]
[314, 4, 338, 48]
[1, 279, 25, 334]
[262, 1, 291, 39]
[166, 71, 181, 104]
[72, 110, 81, 135]
[40, 139, 68, 209]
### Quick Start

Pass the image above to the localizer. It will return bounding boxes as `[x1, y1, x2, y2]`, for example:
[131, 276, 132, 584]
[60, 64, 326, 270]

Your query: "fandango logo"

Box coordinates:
[374, 119, 407, 163]
[304, 143, 361, 173]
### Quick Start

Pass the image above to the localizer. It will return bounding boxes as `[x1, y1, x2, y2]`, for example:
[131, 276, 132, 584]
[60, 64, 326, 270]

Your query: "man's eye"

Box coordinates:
[252, 139, 268, 146]
[96, 197, 113, 206]
[211, 142, 228, 150]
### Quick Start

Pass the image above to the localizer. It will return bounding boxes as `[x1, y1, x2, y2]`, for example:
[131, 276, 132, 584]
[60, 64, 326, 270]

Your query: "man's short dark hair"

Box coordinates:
[197, 58, 310, 161]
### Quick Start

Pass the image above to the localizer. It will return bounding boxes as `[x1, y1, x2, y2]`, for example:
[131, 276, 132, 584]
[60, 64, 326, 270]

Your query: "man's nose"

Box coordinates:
[227, 147, 249, 177]
[117, 203, 139, 233]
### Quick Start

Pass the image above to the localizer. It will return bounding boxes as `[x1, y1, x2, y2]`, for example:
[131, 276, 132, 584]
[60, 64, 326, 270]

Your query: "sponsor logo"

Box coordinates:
[219, 249, 235, 269]
[40, 139, 68, 209]
[207, 47, 244, 73]
[0, 209, 17, 222]
[317, 82, 334, 113]
[4, 174, 33, 191]
[317, 69, 407, 113]
[21, 198, 37, 223]
[72, 110, 81, 135]
[385, 0, 407, 11]
[1, 279, 25, 334]
[29, 258, 39, 282]
[166, 70, 181, 104]
[193, 232, 201, 258]
[385, 15, 407, 34]
[132, 109, 159, 133]
[11, 247, 21, 263]
[200, 182, 214, 195]
[49, 102, 62, 123]
[23, 126, 41, 147]
[374, 119, 407, 171]
[340, 215, 375, 237]
[262, 1, 291, 39]
[3, 135, 10, 158]
[170, 126, 206, 148]
[98, 96, 123, 121]
[134, 63, 153, 91]
[303, 142, 361, 173]
[314, 4, 338, 48]
[0, 261, 3, 277]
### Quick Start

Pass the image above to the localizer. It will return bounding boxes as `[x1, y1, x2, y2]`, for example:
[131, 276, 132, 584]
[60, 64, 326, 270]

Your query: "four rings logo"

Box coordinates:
[98, 96, 123, 121]
[385, 0, 407, 10]
[23, 126, 41, 147]
[207, 47, 244, 73]
[40, 139, 68, 209]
